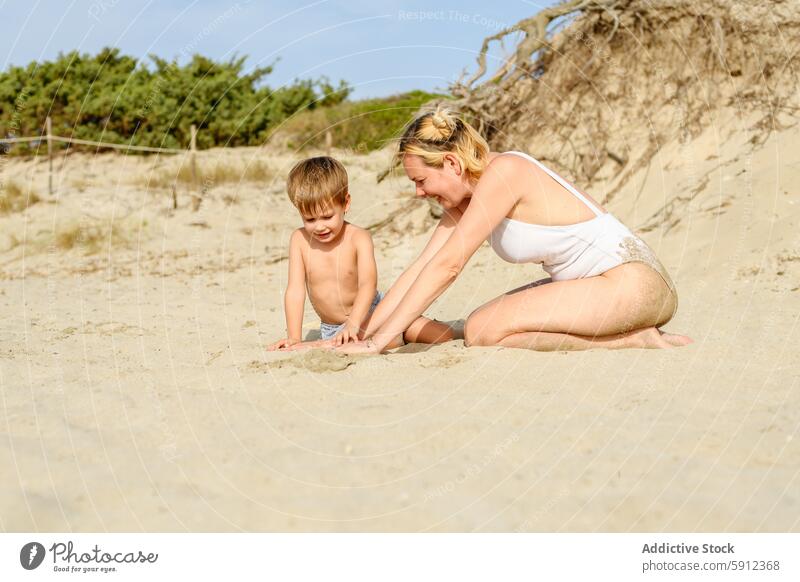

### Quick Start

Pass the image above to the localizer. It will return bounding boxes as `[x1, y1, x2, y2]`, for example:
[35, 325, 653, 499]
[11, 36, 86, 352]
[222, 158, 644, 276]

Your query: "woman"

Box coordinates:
[338, 108, 691, 353]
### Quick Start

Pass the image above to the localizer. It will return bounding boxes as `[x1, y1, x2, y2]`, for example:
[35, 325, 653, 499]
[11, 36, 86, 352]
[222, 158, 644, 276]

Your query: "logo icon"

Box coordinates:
[20, 542, 46, 570]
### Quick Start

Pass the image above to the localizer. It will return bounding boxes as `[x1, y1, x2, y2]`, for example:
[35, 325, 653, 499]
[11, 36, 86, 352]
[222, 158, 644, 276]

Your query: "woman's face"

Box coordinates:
[402, 153, 471, 209]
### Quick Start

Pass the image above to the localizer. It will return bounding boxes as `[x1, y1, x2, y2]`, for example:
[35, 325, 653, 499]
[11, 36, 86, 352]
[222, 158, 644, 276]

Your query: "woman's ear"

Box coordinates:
[443, 153, 462, 176]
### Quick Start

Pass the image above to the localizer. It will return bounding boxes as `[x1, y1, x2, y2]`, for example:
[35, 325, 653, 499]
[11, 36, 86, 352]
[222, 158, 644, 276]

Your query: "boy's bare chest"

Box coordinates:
[303, 244, 358, 283]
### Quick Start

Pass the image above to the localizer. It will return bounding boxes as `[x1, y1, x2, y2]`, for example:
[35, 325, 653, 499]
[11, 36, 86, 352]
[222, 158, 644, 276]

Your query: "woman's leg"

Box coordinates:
[464, 263, 690, 351]
[497, 327, 690, 351]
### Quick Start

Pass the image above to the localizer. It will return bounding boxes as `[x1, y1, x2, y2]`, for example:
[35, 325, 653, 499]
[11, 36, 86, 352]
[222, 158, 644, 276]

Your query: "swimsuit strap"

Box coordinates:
[503, 151, 602, 217]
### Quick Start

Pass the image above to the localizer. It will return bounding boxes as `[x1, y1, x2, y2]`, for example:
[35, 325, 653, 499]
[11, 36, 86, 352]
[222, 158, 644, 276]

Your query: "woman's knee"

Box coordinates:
[464, 310, 498, 347]
[654, 291, 678, 328]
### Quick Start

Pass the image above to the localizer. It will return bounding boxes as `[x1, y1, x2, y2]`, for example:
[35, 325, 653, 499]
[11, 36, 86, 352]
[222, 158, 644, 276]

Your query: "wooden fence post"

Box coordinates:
[46, 116, 53, 197]
[190, 124, 198, 189]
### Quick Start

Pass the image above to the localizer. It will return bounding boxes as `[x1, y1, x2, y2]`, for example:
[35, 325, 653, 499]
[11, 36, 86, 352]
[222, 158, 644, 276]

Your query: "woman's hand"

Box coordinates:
[334, 338, 381, 355]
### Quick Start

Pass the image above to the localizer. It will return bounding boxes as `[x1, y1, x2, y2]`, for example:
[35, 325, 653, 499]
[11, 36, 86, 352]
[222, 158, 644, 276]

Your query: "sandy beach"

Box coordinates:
[1, 107, 798, 531]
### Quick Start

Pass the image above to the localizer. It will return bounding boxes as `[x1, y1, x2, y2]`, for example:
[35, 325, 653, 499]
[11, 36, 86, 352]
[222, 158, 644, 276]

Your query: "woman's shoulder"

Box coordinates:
[471, 151, 538, 192]
[478, 151, 537, 181]
[485, 150, 535, 170]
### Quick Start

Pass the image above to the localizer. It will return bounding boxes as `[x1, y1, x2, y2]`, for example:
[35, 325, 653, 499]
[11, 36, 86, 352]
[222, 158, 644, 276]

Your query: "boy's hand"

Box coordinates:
[266, 337, 300, 351]
[283, 338, 336, 351]
[334, 323, 361, 346]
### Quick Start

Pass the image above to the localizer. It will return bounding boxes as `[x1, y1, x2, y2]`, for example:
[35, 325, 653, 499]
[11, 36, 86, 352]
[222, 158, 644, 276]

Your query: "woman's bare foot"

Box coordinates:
[658, 329, 693, 347]
[634, 327, 693, 348]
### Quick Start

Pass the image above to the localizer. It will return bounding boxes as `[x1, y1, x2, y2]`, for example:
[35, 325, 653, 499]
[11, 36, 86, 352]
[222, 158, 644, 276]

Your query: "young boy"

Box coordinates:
[267, 156, 456, 352]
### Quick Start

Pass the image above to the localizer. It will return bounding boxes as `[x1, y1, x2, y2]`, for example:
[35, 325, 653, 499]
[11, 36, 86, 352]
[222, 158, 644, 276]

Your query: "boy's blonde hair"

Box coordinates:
[396, 106, 490, 181]
[286, 156, 348, 216]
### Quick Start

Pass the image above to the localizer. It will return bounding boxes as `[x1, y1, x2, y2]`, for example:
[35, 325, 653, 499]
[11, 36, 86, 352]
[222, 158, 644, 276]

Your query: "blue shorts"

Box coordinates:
[319, 290, 383, 340]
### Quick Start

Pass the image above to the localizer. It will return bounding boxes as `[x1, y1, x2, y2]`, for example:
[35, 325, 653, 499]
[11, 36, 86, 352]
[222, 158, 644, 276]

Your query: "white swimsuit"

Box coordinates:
[488, 151, 676, 293]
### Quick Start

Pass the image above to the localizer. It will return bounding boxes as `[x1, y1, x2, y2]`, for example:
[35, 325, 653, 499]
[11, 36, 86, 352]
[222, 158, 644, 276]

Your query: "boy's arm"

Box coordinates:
[345, 229, 378, 333]
[284, 230, 307, 343]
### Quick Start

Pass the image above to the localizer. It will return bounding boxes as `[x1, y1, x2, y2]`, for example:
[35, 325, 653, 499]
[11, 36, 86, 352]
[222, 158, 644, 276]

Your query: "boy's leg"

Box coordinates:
[371, 318, 453, 350]
[383, 334, 405, 350]
[404, 316, 459, 344]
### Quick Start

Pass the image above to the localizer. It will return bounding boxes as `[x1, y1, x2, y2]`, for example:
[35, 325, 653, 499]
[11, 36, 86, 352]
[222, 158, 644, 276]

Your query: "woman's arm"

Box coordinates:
[364, 156, 521, 350]
[359, 205, 462, 339]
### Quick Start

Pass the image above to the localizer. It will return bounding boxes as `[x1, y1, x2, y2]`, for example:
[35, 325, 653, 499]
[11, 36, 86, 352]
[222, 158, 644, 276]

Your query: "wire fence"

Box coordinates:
[1, 117, 198, 196]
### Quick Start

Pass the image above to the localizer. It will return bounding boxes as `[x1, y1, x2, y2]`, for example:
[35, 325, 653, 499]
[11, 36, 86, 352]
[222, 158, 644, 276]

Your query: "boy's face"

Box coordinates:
[300, 194, 350, 243]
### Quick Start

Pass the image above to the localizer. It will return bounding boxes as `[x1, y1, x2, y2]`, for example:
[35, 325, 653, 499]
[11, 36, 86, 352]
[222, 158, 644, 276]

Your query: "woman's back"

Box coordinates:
[491, 151, 605, 227]
[483, 151, 673, 290]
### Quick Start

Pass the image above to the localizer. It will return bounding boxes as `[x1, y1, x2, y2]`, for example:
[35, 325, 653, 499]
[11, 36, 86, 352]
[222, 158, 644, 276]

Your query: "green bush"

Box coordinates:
[277, 90, 449, 152]
[0, 48, 351, 154]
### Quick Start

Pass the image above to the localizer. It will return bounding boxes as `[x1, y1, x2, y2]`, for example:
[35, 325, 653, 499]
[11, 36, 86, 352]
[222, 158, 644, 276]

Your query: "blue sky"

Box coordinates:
[0, 0, 555, 98]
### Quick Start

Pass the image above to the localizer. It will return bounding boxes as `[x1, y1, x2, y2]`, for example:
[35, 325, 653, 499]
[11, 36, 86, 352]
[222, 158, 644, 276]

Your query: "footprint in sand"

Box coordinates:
[56, 321, 148, 339]
[421, 353, 467, 369]
[251, 350, 361, 373]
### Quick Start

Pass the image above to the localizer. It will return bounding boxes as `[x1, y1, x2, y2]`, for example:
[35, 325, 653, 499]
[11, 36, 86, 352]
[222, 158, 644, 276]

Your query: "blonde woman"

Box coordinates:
[338, 108, 691, 353]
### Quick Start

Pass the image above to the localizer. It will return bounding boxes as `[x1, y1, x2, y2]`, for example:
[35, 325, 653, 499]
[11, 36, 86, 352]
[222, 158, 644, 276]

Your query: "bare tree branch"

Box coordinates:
[465, 0, 604, 88]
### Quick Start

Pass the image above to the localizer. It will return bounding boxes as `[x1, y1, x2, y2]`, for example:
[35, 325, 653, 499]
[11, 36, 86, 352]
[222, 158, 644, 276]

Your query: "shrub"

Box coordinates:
[0, 48, 351, 154]
[274, 90, 449, 152]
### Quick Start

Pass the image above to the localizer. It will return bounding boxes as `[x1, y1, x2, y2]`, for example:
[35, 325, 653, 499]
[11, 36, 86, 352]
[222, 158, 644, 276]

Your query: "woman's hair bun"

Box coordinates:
[425, 108, 457, 141]
[396, 105, 490, 180]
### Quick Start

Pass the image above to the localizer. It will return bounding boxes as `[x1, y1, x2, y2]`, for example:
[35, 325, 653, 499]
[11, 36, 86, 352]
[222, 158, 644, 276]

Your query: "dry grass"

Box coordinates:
[3, 217, 140, 257]
[140, 158, 275, 190]
[0, 180, 41, 214]
[53, 221, 133, 254]
[4, 233, 22, 252]
[70, 177, 90, 192]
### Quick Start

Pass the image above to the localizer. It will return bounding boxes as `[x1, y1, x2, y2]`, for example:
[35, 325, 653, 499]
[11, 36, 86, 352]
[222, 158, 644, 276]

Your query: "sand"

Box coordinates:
[0, 114, 798, 532]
